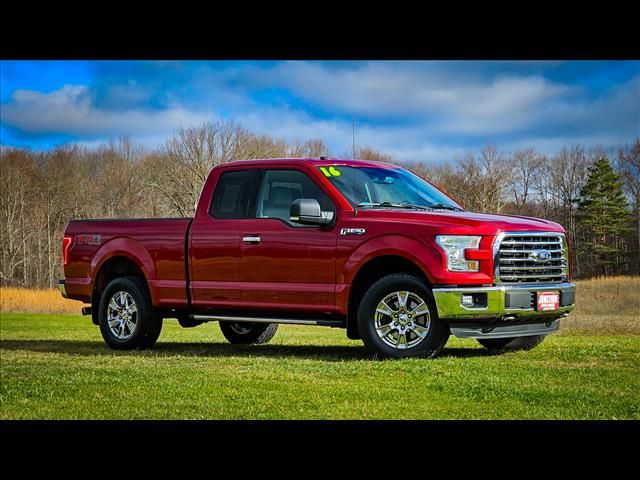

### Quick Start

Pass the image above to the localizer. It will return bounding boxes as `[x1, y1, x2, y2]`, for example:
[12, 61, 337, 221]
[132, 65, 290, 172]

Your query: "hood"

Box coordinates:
[358, 209, 565, 235]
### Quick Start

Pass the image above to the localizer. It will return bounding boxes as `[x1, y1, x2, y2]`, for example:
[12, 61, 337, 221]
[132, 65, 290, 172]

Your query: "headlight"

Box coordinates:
[435, 235, 481, 272]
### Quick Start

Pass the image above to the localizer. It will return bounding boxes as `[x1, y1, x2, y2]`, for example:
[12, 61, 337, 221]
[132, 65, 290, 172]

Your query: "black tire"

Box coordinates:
[477, 334, 546, 352]
[178, 317, 204, 328]
[357, 273, 450, 359]
[219, 322, 278, 345]
[98, 276, 163, 350]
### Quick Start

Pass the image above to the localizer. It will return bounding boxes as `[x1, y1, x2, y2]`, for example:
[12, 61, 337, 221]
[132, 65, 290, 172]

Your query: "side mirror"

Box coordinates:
[290, 198, 334, 226]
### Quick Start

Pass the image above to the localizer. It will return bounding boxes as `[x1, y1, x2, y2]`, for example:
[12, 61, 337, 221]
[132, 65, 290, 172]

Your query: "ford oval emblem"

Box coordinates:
[529, 249, 552, 262]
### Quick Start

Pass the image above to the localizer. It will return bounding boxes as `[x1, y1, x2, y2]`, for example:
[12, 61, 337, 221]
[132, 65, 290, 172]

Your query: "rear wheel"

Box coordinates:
[477, 334, 546, 352]
[357, 273, 450, 359]
[219, 322, 278, 344]
[98, 276, 163, 350]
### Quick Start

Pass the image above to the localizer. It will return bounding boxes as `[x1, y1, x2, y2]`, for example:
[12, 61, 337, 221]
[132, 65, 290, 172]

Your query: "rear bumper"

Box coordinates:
[433, 281, 575, 321]
[58, 279, 68, 298]
[58, 277, 92, 303]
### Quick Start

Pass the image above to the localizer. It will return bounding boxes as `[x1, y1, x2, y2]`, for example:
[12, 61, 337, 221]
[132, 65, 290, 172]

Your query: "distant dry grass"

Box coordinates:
[559, 276, 640, 335]
[1, 277, 638, 333]
[0, 287, 82, 315]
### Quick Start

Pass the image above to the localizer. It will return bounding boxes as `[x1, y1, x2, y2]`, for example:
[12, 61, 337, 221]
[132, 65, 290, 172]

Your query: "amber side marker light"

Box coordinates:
[62, 235, 73, 266]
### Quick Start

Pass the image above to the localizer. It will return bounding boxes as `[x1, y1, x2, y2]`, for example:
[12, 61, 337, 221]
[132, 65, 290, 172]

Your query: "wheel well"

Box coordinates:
[347, 255, 429, 339]
[92, 256, 147, 324]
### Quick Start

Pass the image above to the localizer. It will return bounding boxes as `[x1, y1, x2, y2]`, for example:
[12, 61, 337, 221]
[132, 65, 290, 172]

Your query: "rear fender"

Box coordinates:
[90, 237, 157, 301]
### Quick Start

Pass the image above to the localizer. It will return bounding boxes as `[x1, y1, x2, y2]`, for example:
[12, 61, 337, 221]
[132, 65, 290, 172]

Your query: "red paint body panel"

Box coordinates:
[189, 216, 244, 307]
[64, 219, 190, 306]
[239, 218, 337, 313]
[62, 158, 568, 319]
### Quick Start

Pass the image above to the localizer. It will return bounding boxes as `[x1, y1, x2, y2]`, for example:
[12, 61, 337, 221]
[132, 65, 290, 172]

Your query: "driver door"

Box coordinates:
[239, 168, 338, 314]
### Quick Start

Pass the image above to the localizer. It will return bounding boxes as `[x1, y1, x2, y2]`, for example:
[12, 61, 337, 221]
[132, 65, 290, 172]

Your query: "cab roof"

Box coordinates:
[220, 157, 401, 169]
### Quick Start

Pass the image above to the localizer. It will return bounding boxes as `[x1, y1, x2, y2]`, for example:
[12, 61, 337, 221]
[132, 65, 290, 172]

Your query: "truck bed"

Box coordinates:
[64, 218, 192, 307]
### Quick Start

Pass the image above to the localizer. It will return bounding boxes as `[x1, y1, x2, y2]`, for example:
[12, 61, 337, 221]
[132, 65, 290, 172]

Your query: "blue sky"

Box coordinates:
[1, 60, 638, 162]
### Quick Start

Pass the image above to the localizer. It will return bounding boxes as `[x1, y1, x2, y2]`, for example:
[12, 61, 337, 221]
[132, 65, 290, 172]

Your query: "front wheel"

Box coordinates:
[477, 334, 546, 352]
[357, 274, 450, 359]
[219, 322, 278, 345]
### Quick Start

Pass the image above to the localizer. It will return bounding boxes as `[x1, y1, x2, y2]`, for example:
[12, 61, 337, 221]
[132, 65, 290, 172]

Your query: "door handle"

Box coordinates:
[242, 235, 262, 244]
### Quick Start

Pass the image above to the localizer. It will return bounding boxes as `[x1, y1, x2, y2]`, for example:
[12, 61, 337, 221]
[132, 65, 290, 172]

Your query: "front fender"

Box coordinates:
[336, 234, 441, 316]
[342, 234, 438, 286]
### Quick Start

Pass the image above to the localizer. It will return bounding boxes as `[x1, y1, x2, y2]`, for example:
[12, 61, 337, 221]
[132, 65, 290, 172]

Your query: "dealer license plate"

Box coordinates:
[537, 291, 560, 311]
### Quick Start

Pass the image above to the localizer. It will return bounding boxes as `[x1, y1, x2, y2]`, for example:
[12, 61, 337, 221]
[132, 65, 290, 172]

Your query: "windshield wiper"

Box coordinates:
[357, 202, 463, 212]
[356, 202, 430, 211]
[428, 203, 464, 212]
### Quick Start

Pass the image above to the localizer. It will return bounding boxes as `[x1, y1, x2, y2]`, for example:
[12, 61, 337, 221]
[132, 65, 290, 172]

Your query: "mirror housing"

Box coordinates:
[290, 198, 334, 226]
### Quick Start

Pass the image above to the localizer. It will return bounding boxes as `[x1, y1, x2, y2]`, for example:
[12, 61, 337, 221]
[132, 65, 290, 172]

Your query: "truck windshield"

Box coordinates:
[318, 166, 463, 211]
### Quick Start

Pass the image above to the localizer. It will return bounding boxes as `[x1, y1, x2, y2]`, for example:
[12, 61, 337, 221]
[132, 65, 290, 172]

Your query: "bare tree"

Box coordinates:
[451, 145, 512, 213]
[152, 121, 239, 216]
[535, 146, 590, 275]
[509, 148, 545, 214]
[148, 120, 302, 216]
[0, 148, 35, 285]
[95, 138, 146, 218]
[352, 145, 396, 163]
[2, 126, 638, 288]
[288, 139, 330, 158]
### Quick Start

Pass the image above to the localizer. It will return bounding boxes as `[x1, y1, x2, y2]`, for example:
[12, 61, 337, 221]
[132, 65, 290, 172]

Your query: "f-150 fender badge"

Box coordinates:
[340, 228, 366, 236]
[77, 234, 102, 246]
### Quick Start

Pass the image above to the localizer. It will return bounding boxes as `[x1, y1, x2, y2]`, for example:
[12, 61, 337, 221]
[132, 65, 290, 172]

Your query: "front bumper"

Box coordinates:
[432, 282, 575, 339]
[433, 282, 575, 320]
[449, 319, 561, 339]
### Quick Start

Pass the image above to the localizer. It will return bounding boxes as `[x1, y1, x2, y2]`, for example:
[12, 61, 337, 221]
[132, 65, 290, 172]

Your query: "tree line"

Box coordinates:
[1, 119, 638, 289]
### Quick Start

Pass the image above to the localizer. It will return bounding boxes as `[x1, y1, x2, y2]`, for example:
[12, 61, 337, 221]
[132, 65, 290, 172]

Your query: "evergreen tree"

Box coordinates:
[577, 157, 631, 276]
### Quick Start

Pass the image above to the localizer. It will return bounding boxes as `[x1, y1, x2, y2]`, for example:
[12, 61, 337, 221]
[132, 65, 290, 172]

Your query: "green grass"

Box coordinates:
[1, 313, 639, 419]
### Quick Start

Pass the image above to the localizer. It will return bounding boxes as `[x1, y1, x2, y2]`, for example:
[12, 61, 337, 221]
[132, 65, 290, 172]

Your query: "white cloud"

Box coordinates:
[1, 62, 637, 161]
[538, 75, 639, 136]
[258, 62, 574, 135]
[232, 106, 468, 163]
[236, 107, 345, 146]
[232, 100, 636, 164]
[0, 84, 211, 137]
[501, 133, 637, 156]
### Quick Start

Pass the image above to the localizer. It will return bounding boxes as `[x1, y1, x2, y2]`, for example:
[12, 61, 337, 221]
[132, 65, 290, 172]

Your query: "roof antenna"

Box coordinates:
[352, 119, 356, 158]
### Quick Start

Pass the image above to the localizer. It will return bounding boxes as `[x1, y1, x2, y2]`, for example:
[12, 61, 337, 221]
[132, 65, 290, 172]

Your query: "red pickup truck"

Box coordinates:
[60, 158, 576, 358]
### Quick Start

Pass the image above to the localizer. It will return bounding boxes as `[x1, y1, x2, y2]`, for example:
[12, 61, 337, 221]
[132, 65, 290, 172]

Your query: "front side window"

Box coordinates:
[257, 169, 334, 225]
[319, 165, 463, 211]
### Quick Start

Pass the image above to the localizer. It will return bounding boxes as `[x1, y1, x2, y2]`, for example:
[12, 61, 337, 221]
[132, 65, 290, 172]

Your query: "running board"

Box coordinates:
[189, 314, 344, 328]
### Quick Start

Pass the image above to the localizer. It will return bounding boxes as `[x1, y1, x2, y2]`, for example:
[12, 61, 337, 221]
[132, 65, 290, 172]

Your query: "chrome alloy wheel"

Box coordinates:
[374, 291, 431, 350]
[107, 291, 138, 340]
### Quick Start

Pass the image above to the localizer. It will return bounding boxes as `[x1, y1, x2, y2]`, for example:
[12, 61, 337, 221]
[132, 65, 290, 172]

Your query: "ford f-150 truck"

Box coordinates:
[59, 158, 576, 358]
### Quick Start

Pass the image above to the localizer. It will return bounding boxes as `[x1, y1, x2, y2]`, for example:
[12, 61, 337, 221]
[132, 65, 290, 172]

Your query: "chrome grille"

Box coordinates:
[496, 233, 568, 284]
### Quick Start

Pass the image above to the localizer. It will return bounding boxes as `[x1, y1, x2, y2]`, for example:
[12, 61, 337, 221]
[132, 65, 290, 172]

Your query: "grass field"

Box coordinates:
[1, 278, 639, 419]
[3, 276, 639, 332]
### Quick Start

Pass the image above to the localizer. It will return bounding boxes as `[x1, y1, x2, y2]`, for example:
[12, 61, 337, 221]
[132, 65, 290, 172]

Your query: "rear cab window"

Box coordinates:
[209, 169, 260, 219]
